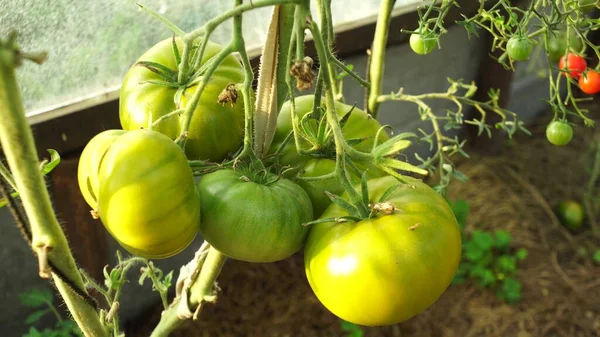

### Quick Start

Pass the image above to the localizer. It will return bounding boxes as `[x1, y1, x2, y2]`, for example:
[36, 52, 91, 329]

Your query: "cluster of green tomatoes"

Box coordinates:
[77, 37, 462, 326]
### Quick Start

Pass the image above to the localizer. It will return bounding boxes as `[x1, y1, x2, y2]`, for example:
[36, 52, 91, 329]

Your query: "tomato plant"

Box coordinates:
[546, 30, 584, 62]
[546, 120, 574, 146]
[558, 53, 587, 79]
[579, 70, 600, 95]
[119, 37, 246, 162]
[556, 200, 585, 231]
[409, 30, 436, 55]
[506, 36, 532, 61]
[304, 176, 461, 326]
[196, 168, 313, 263]
[269, 95, 389, 216]
[78, 129, 201, 259]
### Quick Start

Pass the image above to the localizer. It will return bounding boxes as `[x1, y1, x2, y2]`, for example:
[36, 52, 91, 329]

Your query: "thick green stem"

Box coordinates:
[0, 46, 107, 337]
[367, 0, 395, 118]
[177, 44, 234, 147]
[150, 247, 226, 337]
[232, 0, 257, 161]
[308, 17, 369, 218]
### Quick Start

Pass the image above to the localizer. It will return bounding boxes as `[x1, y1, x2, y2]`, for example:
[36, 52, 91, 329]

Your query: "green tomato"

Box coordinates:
[409, 32, 436, 55]
[120, 37, 246, 161]
[547, 30, 583, 62]
[556, 200, 585, 230]
[270, 95, 390, 217]
[304, 176, 462, 326]
[546, 120, 573, 146]
[196, 169, 313, 263]
[78, 129, 201, 259]
[506, 36, 533, 61]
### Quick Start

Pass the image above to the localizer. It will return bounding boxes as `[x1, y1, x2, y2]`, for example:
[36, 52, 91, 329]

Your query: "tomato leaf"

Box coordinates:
[593, 250, 600, 264]
[135, 61, 178, 82]
[172, 35, 181, 66]
[495, 255, 517, 274]
[494, 230, 512, 250]
[449, 199, 469, 230]
[25, 309, 50, 325]
[498, 277, 522, 304]
[40, 149, 60, 175]
[360, 172, 369, 206]
[23, 327, 43, 337]
[19, 288, 53, 308]
[471, 230, 495, 250]
[377, 158, 428, 176]
[515, 248, 528, 260]
[377, 183, 403, 203]
[0, 190, 20, 209]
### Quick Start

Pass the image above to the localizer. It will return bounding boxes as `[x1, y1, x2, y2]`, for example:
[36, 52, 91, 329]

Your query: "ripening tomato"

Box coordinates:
[196, 169, 313, 263]
[558, 53, 587, 79]
[78, 129, 201, 258]
[120, 37, 246, 161]
[546, 120, 573, 146]
[304, 176, 462, 326]
[269, 95, 390, 217]
[506, 36, 533, 61]
[579, 70, 600, 95]
[409, 31, 436, 55]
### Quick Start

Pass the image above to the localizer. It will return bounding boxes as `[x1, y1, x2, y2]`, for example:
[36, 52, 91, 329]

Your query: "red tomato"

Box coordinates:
[558, 53, 587, 79]
[579, 70, 600, 95]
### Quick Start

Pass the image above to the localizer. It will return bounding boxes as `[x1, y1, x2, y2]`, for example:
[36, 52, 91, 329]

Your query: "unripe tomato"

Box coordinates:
[558, 53, 587, 79]
[547, 30, 583, 62]
[506, 36, 533, 61]
[409, 31, 436, 55]
[304, 176, 461, 326]
[556, 200, 585, 231]
[546, 120, 573, 146]
[78, 129, 201, 258]
[579, 70, 600, 95]
[269, 95, 390, 217]
[120, 37, 246, 161]
[196, 169, 313, 263]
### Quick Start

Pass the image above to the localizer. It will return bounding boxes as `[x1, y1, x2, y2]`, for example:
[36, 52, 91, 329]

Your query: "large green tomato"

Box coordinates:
[196, 169, 313, 263]
[78, 129, 201, 259]
[304, 176, 462, 326]
[120, 37, 246, 161]
[270, 95, 390, 216]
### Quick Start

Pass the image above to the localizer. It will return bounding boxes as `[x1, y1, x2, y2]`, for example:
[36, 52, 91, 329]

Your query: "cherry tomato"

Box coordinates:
[547, 30, 583, 62]
[409, 31, 436, 55]
[579, 70, 600, 95]
[506, 36, 533, 61]
[304, 176, 461, 326]
[558, 53, 587, 79]
[546, 120, 573, 146]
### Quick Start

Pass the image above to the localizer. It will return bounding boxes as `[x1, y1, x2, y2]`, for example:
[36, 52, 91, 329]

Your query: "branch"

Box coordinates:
[0, 34, 108, 337]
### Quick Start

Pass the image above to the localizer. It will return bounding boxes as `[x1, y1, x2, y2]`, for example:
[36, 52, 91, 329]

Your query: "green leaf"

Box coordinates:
[377, 158, 429, 176]
[56, 320, 83, 337]
[593, 250, 600, 264]
[498, 277, 522, 304]
[340, 320, 364, 337]
[495, 255, 517, 274]
[471, 230, 495, 250]
[135, 61, 177, 82]
[494, 230, 512, 250]
[40, 150, 61, 175]
[515, 248, 528, 260]
[23, 327, 43, 337]
[162, 271, 174, 289]
[449, 199, 469, 230]
[19, 289, 53, 308]
[360, 172, 369, 207]
[464, 241, 484, 262]
[25, 309, 49, 325]
[325, 191, 361, 217]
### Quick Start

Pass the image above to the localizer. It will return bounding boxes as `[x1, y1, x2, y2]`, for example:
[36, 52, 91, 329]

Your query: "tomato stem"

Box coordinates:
[307, 13, 370, 218]
[366, 0, 395, 119]
[0, 35, 108, 337]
